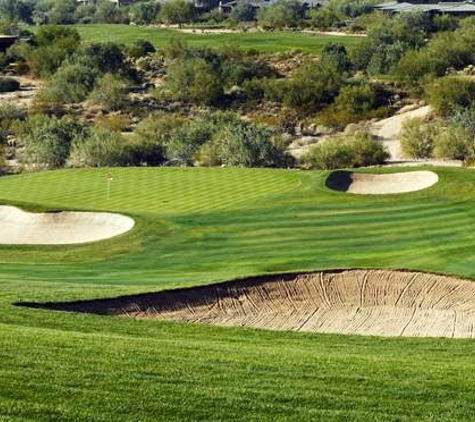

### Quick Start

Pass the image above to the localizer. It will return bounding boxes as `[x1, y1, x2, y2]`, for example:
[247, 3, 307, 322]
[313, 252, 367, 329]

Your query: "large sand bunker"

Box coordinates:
[326, 170, 438, 194]
[0, 206, 134, 245]
[23, 270, 475, 338]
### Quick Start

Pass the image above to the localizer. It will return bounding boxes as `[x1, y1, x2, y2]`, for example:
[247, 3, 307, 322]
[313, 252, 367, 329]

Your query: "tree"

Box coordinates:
[129, 1, 160, 25]
[257, 0, 305, 29]
[159, 0, 194, 27]
[229, 3, 256, 22]
[33, 0, 77, 25]
[94, 0, 128, 23]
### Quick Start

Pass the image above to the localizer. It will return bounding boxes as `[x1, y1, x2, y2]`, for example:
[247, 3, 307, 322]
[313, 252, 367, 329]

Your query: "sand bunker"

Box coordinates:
[23, 270, 475, 338]
[0, 206, 134, 245]
[326, 170, 438, 194]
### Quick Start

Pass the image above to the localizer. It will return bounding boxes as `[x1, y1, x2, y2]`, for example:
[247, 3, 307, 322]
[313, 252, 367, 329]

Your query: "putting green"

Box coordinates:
[2, 166, 475, 420]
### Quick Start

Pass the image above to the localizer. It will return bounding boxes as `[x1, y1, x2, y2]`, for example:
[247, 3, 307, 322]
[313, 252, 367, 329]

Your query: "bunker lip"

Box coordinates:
[18, 269, 475, 339]
[0, 205, 135, 245]
[326, 170, 439, 194]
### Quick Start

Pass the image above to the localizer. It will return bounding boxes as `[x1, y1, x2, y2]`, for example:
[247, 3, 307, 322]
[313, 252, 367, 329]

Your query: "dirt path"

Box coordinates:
[27, 269, 475, 339]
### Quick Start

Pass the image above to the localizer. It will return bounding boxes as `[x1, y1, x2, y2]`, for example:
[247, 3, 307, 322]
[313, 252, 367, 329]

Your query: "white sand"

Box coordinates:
[327, 171, 439, 195]
[0, 206, 134, 245]
[45, 270, 475, 339]
[346, 171, 439, 194]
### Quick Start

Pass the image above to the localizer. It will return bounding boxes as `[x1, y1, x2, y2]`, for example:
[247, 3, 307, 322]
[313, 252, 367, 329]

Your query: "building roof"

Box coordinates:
[375, 0, 475, 12]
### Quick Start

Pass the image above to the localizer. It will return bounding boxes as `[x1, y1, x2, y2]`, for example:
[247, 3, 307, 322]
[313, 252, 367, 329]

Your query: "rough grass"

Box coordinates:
[67, 24, 363, 53]
[2, 166, 475, 420]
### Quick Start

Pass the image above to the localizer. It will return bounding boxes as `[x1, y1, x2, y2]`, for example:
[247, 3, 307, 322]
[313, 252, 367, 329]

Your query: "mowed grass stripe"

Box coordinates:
[2, 167, 475, 419]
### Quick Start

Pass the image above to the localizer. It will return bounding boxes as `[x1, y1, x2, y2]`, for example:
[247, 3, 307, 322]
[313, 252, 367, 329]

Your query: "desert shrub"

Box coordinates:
[89, 73, 129, 111]
[303, 132, 388, 169]
[281, 59, 344, 111]
[16, 114, 87, 169]
[95, 114, 131, 132]
[352, 12, 428, 75]
[68, 127, 131, 167]
[321, 81, 390, 126]
[165, 57, 223, 105]
[321, 43, 351, 73]
[399, 118, 437, 158]
[21, 25, 80, 76]
[35, 61, 99, 108]
[393, 25, 475, 90]
[0, 103, 26, 140]
[433, 124, 473, 160]
[450, 105, 475, 135]
[131, 112, 184, 165]
[75, 42, 129, 76]
[210, 121, 288, 167]
[0, 77, 20, 93]
[31, 84, 67, 115]
[126, 39, 156, 60]
[425, 76, 475, 117]
[166, 119, 216, 165]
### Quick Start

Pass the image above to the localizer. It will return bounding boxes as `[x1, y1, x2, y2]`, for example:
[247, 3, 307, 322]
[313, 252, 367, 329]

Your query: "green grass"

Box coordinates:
[2, 166, 475, 420]
[66, 24, 363, 53]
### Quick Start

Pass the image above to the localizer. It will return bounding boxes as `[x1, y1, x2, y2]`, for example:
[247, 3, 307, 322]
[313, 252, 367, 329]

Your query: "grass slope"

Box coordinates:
[2, 167, 475, 420]
[68, 24, 363, 53]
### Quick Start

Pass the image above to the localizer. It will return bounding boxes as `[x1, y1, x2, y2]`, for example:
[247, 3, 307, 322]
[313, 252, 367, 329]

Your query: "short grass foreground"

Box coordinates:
[3, 167, 475, 420]
[70, 24, 363, 53]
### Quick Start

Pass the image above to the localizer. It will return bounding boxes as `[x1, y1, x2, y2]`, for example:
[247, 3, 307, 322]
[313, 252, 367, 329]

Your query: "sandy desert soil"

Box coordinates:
[325, 170, 439, 194]
[0, 205, 134, 244]
[25, 269, 475, 339]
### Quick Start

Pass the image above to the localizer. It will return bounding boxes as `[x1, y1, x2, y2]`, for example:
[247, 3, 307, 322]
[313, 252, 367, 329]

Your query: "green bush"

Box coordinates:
[399, 118, 437, 159]
[22, 25, 80, 76]
[165, 57, 223, 105]
[131, 112, 184, 165]
[90, 73, 129, 111]
[433, 124, 473, 160]
[68, 127, 131, 167]
[0, 77, 20, 93]
[257, 0, 305, 29]
[425, 76, 475, 117]
[16, 114, 87, 169]
[210, 121, 289, 167]
[303, 132, 388, 169]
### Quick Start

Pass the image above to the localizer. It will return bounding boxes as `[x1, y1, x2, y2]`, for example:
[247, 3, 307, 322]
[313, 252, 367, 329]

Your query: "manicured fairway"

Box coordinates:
[67, 24, 363, 53]
[2, 167, 475, 420]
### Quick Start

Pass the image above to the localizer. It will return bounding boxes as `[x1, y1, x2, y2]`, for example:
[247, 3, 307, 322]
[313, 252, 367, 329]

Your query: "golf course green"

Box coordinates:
[3, 166, 475, 420]
[68, 24, 363, 53]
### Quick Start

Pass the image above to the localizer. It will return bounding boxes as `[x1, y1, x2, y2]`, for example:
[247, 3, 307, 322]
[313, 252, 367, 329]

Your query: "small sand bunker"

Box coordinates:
[326, 170, 438, 194]
[0, 206, 134, 245]
[23, 270, 475, 338]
